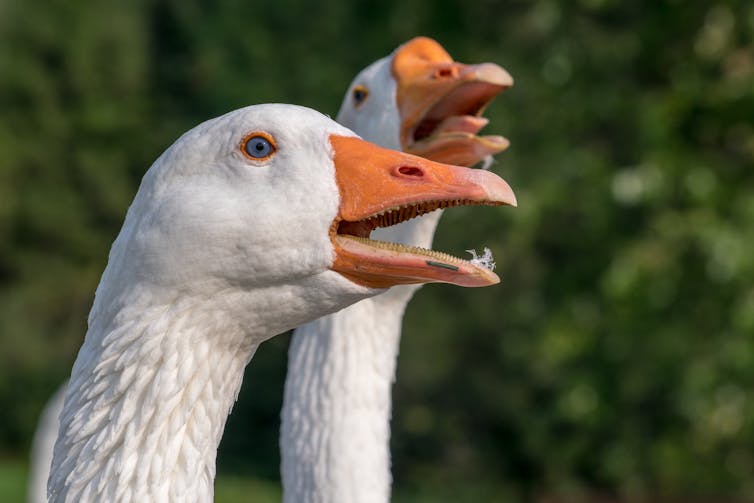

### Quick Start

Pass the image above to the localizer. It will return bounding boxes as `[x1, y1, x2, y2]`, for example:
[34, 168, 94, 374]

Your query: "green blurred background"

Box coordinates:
[1, 0, 753, 501]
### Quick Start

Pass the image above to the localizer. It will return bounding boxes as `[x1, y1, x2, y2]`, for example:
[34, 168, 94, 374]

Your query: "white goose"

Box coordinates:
[46, 103, 515, 502]
[281, 38, 514, 502]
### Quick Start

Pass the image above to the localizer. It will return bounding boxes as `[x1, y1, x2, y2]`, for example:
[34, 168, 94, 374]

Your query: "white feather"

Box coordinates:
[466, 247, 496, 271]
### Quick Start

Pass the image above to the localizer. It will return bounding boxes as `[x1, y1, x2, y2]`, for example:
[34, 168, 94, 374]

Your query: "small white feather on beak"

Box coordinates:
[466, 247, 496, 271]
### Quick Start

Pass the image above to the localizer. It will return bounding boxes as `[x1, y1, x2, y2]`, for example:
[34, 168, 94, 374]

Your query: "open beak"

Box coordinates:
[391, 37, 513, 167]
[329, 135, 516, 289]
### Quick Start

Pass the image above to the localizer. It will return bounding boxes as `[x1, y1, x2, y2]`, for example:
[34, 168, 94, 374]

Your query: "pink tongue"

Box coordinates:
[432, 115, 489, 136]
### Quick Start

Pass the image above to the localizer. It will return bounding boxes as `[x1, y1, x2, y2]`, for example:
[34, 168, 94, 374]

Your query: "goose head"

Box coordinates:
[95, 104, 515, 336]
[336, 36, 513, 167]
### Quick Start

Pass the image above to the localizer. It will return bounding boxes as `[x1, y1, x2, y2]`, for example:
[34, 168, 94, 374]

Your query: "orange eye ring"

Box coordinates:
[240, 131, 277, 162]
[352, 85, 369, 108]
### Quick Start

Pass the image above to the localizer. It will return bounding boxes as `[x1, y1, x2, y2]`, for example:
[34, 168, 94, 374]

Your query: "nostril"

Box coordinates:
[434, 67, 457, 79]
[398, 166, 424, 177]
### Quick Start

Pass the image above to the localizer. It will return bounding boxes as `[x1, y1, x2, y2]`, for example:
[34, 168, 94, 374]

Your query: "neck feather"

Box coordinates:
[49, 268, 369, 502]
[48, 295, 257, 503]
[281, 298, 405, 503]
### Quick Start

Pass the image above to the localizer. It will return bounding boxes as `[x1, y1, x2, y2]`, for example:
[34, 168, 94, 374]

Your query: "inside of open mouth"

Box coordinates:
[333, 198, 501, 267]
[411, 81, 501, 143]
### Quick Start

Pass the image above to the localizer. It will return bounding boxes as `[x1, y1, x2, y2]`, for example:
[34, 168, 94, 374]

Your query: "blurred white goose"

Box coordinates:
[29, 386, 66, 503]
[45, 103, 515, 502]
[281, 38, 514, 503]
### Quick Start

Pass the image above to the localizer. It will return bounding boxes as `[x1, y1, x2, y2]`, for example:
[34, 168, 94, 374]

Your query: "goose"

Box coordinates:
[281, 38, 514, 502]
[45, 103, 516, 502]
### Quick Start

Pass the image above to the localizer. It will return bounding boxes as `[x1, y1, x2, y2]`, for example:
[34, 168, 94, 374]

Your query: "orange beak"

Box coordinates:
[391, 37, 513, 167]
[329, 135, 516, 289]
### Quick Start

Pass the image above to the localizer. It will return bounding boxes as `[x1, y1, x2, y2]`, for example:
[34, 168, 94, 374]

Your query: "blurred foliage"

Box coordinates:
[1, 0, 753, 501]
[0, 460, 26, 502]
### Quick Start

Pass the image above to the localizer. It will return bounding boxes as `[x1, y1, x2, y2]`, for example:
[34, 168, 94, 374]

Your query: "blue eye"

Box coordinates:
[243, 134, 275, 159]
